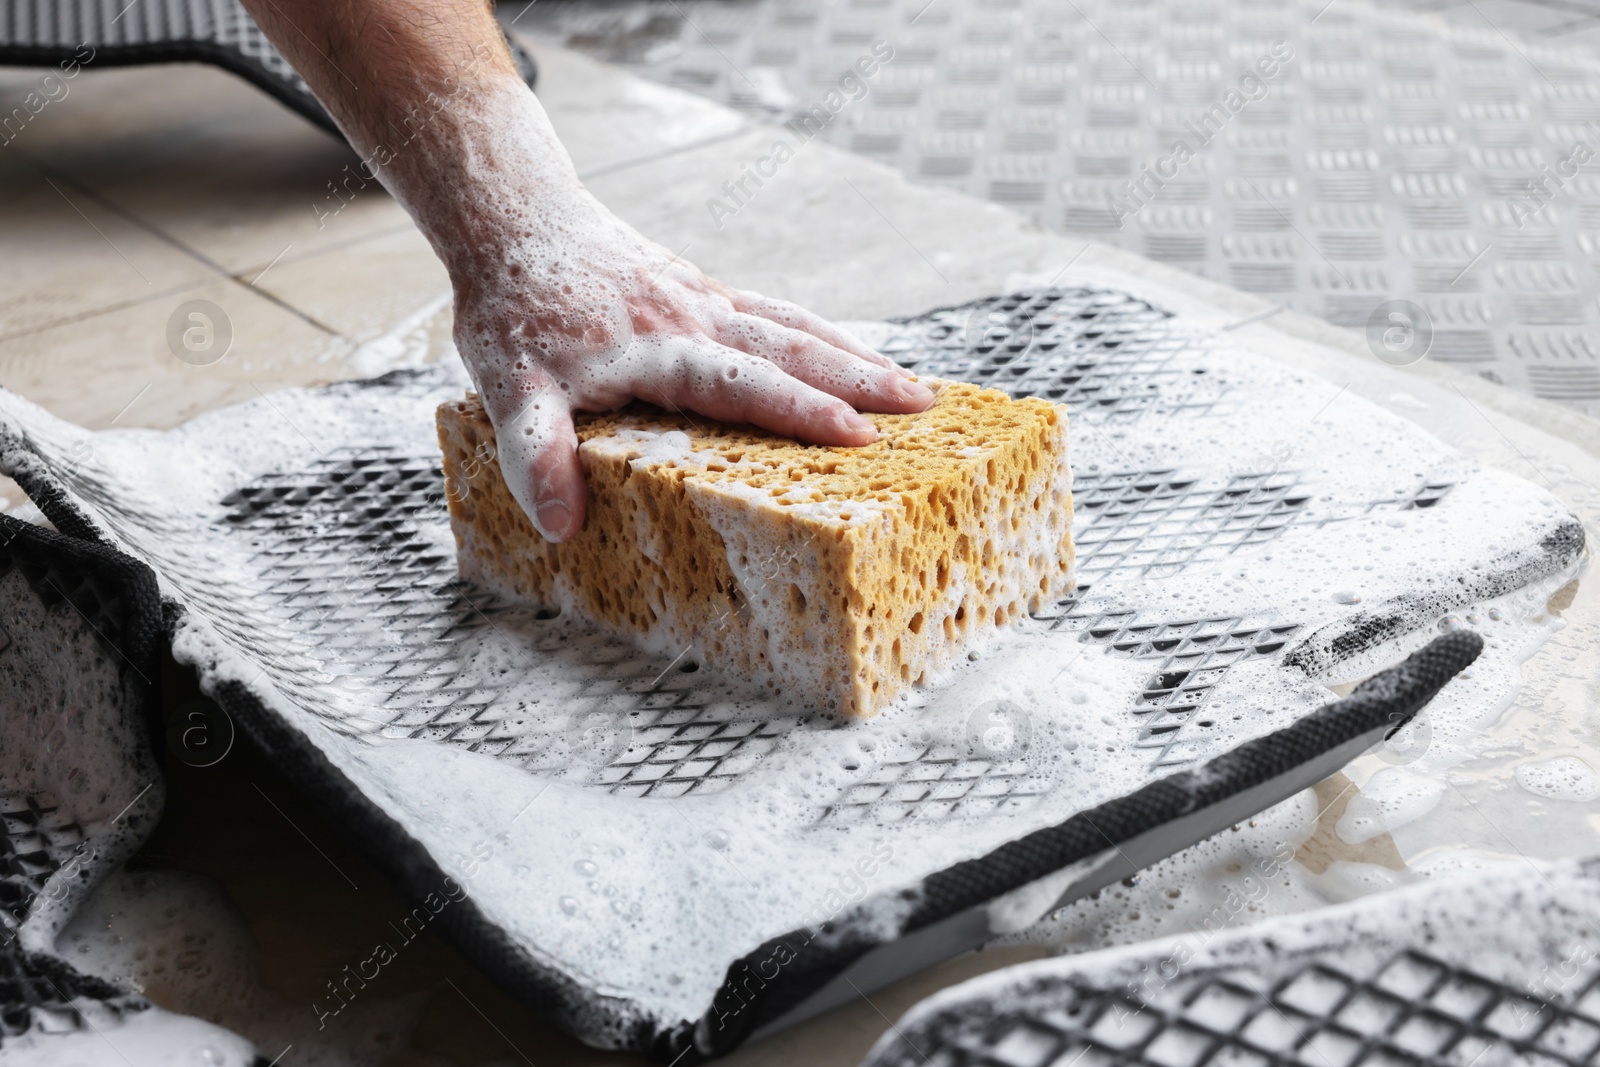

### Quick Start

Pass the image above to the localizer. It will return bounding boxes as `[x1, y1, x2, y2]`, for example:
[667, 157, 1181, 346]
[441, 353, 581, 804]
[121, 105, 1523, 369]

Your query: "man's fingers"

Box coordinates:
[720, 314, 935, 415]
[492, 386, 587, 543]
[631, 337, 881, 447]
[731, 292, 910, 375]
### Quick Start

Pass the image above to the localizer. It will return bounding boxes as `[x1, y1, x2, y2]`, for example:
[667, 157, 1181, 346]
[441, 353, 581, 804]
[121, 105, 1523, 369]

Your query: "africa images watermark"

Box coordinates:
[707, 841, 896, 1033]
[1508, 135, 1597, 229]
[1107, 41, 1296, 227]
[706, 40, 896, 230]
[1, 43, 97, 147]
[1107, 837, 1299, 1026]
[310, 834, 499, 1029]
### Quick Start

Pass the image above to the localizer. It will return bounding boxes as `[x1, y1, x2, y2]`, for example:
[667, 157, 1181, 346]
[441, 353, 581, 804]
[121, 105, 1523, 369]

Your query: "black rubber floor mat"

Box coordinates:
[0, 287, 1579, 1060]
[0, 515, 260, 1062]
[0, 0, 538, 140]
[859, 855, 1600, 1067]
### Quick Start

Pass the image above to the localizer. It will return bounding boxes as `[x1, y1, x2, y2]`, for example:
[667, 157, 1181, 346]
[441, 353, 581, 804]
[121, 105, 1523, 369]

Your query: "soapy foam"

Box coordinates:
[54, 869, 425, 1067]
[1515, 756, 1600, 804]
[872, 857, 1600, 1067]
[831, 303, 1589, 963]
[14, 358, 1576, 1034]
[0, 565, 162, 956]
[2, 1003, 257, 1067]
[1006, 541, 1579, 955]
[0, 284, 1584, 1040]
[338, 628, 1153, 1023]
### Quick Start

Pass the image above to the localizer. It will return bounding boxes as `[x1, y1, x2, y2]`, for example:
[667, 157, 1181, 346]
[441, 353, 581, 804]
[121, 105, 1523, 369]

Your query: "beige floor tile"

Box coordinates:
[253, 225, 451, 344]
[2, 64, 412, 278]
[0, 154, 217, 338]
[583, 128, 1062, 322]
[0, 275, 344, 431]
[516, 35, 749, 178]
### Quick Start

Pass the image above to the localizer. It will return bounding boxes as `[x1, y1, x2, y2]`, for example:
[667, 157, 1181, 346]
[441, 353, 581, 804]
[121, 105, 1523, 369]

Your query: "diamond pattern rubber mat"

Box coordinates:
[859, 856, 1600, 1067]
[520, 0, 1600, 415]
[0, 793, 87, 932]
[0, 515, 262, 1058]
[0, 287, 1578, 1058]
[0, 0, 538, 139]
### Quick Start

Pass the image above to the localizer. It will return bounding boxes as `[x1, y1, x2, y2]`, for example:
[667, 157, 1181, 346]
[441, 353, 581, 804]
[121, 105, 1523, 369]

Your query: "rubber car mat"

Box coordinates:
[0, 0, 538, 140]
[0, 514, 260, 1063]
[0, 287, 1580, 1060]
[859, 855, 1600, 1067]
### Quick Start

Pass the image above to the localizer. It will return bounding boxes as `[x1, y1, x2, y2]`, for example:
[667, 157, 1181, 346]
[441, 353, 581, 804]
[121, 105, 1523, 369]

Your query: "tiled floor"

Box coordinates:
[0, 48, 747, 442]
[0, 64, 418, 431]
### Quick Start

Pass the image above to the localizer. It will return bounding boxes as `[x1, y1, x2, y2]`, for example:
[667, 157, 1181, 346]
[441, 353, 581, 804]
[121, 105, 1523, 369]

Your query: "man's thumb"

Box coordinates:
[492, 392, 587, 543]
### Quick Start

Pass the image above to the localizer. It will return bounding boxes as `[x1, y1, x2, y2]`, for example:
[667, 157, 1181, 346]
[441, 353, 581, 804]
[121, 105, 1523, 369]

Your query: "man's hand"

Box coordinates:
[239, 0, 932, 541]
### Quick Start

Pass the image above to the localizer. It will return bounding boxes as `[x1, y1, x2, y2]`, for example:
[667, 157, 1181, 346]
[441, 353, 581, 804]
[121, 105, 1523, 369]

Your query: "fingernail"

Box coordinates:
[892, 362, 915, 379]
[893, 377, 936, 407]
[534, 498, 576, 542]
[839, 410, 877, 437]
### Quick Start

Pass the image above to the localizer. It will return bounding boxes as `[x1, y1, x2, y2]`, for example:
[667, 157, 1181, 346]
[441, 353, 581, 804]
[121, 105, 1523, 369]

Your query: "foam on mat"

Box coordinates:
[0, 286, 1583, 1050]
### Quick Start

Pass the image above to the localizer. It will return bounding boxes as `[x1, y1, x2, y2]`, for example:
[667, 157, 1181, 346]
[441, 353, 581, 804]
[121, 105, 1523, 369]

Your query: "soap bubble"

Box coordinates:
[166, 698, 235, 768]
[1364, 299, 1432, 367]
[579, 300, 636, 367]
[966, 699, 1033, 760]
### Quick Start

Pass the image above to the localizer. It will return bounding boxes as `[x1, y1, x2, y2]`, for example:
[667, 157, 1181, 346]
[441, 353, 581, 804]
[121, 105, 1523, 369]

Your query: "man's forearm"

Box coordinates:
[237, 0, 571, 265]
[237, 0, 517, 144]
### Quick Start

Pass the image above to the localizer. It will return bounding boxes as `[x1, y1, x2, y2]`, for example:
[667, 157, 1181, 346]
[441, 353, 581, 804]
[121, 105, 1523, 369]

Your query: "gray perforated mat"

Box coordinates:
[520, 0, 1600, 414]
[860, 856, 1600, 1067]
[0, 514, 263, 1060]
[0, 287, 1579, 1057]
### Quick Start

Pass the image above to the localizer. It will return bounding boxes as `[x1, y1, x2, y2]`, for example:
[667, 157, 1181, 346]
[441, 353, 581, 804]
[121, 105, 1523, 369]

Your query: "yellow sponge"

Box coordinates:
[436, 381, 1073, 716]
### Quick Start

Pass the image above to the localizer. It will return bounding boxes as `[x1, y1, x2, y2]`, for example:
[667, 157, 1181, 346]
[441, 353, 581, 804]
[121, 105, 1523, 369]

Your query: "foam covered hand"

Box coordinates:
[448, 193, 933, 542]
[392, 82, 927, 541]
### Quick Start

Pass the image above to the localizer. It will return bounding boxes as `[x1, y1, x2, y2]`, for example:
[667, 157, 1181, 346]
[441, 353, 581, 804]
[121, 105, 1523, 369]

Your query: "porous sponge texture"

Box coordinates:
[437, 380, 1073, 716]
